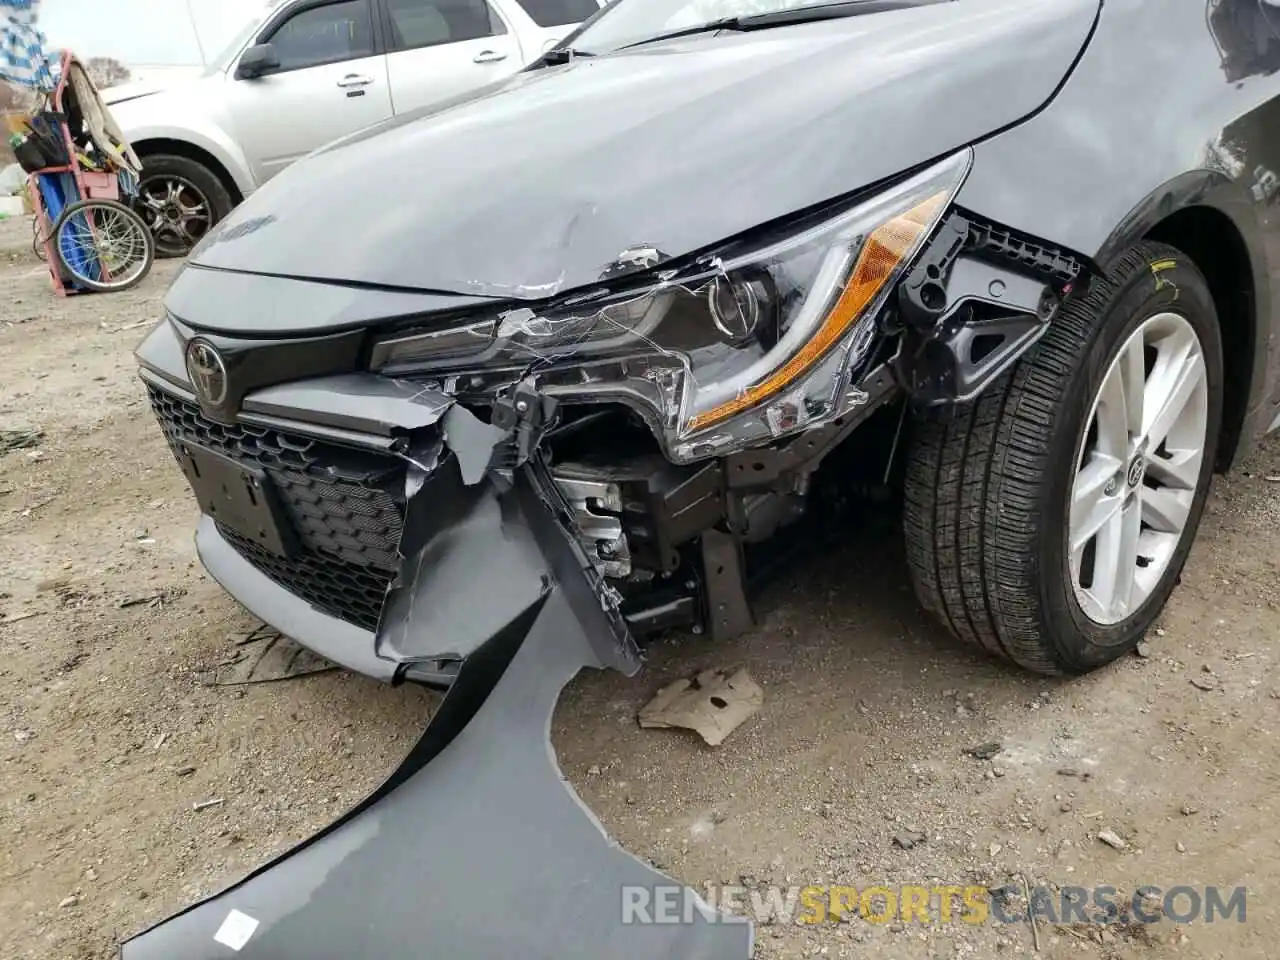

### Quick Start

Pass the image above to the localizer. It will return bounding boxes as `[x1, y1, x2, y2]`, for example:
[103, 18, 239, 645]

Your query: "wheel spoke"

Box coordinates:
[1142, 328, 1203, 449]
[1145, 448, 1201, 490]
[1134, 528, 1179, 597]
[1089, 497, 1142, 619]
[1093, 363, 1132, 458]
[1141, 485, 1192, 534]
[1119, 333, 1146, 438]
[1070, 453, 1123, 551]
[177, 195, 209, 217]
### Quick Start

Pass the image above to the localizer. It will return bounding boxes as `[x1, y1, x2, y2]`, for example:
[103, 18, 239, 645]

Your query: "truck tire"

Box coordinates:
[135, 154, 235, 258]
[903, 242, 1224, 674]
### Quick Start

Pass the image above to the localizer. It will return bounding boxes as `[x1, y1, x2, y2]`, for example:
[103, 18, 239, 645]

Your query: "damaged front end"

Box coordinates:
[357, 151, 978, 645]
[124, 454, 760, 960]
[130, 370, 761, 957]
[130, 144, 1090, 957]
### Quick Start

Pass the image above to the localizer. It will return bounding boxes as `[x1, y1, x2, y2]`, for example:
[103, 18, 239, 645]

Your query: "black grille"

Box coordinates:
[219, 527, 392, 632]
[147, 385, 404, 632]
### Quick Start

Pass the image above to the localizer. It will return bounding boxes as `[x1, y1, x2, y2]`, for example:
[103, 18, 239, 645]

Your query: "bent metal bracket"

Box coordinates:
[122, 398, 754, 960]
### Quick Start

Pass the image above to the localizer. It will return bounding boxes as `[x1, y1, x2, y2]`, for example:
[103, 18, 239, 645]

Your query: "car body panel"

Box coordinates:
[187, 0, 1101, 299]
[384, 33, 523, 112]
[107, 90, 261, 197]
[382, 0, 528, 114]
[956, 0, 1280, 455]
[109, 0, 601, 195]
[228, 54, 396, 183]
[164, 263, 493, 337]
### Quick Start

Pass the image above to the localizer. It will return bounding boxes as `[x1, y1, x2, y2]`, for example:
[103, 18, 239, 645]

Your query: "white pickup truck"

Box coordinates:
[106, 0, 601, 256]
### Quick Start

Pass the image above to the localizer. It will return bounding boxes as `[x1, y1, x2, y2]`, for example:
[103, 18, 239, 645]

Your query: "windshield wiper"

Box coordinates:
[616, 0, 949, 51]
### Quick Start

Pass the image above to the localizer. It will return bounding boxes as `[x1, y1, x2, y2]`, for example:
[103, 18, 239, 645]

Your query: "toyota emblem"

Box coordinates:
[1126, 455, 1146, 489]
[185, 338, 228, 407]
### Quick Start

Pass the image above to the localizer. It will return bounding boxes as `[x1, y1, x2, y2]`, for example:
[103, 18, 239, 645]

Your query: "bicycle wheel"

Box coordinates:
[54, 199, 155, 292]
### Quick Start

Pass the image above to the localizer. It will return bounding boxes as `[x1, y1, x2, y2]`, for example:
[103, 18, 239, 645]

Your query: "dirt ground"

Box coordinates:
[2, 212, 1277, 960]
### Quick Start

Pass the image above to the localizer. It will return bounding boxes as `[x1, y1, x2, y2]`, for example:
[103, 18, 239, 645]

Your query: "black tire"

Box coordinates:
[54, 199, 155, 293]
[903, 242, 1224, 675]
[135, 154, 234, 258]
[32, 213, 49, 260]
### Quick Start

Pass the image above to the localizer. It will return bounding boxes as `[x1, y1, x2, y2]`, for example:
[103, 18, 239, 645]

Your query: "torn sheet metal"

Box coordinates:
[639, 668, 764, 746]
[377, 450, 641, 672]
[441, 402, 508, 485]
[375, 457, 550, 665]
[122, 466, 751, 960]
[376, 397, 588, 667]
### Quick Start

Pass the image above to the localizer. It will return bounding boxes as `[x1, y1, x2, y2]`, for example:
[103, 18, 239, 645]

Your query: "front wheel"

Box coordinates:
[135, 154, 234, 258]
[903, 242, 1224, 675]
[54, 199, 155, 293]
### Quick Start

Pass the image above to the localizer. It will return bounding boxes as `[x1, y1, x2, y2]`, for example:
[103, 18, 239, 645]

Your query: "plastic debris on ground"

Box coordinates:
[638, 667, 764, 746]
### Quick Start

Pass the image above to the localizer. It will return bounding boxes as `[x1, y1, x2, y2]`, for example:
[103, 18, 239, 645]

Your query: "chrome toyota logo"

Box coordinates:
[1127, 455, 1146, 489]
[185, 338, 228, 406]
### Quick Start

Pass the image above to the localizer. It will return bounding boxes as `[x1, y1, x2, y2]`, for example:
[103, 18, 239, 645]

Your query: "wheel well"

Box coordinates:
[1144, 206, 1254, 472]
[132, 138, 244, 204]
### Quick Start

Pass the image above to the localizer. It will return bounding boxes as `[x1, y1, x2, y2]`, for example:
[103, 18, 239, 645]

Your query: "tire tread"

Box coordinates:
[904, 242, 1193, 674]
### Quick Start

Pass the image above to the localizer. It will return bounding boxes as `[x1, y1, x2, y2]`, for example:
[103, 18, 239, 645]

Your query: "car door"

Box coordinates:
[225, 0, 394, 184]
[379, 0, 523, 116]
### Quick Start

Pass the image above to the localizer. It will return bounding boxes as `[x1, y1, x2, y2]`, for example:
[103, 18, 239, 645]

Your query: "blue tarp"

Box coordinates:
[1, 0, 55, 91]
[37, 172, 99, 287]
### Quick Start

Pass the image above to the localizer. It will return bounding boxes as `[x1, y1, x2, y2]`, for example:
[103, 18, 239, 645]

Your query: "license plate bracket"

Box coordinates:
[177, 442, 297, 558]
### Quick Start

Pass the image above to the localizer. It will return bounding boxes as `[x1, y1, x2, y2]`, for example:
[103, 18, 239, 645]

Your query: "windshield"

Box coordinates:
[570, 0, 862, 51]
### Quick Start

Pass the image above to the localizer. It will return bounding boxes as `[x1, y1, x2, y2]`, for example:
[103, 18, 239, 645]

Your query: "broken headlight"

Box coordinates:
[371, 150, 971, 462]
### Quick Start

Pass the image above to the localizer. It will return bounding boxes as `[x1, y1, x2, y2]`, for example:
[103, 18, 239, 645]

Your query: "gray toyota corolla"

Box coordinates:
[128, 0, 1280, 956]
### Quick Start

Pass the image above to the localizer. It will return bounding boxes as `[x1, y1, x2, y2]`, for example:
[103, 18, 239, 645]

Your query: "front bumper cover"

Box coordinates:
[129, 352, 753, 956]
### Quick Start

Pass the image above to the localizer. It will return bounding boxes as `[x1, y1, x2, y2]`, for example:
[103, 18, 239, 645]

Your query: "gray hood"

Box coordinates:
[188, 0, 1100, 302]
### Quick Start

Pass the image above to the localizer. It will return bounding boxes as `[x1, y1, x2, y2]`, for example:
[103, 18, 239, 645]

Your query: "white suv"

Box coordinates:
[106, 0, 601, 257]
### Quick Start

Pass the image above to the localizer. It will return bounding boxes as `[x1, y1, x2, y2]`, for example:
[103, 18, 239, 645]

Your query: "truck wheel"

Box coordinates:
[136, 154, 234, 258]
[903, 242, 1223, 674]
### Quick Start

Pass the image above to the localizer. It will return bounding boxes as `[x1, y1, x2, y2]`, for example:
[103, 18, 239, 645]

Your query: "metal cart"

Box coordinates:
[23, 49, 154, 295]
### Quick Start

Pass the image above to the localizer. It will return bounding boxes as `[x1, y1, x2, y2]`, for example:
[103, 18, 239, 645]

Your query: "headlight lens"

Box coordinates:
[371, 149, 971, 462]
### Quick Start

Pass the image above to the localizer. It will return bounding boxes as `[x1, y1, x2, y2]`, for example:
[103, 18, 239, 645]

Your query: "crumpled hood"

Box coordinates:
[190, 0, 1099, 303]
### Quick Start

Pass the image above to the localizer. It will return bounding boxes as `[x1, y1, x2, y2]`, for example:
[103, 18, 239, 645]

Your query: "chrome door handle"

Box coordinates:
[472, 50, 508, 63]
[337, 74, 373, 88]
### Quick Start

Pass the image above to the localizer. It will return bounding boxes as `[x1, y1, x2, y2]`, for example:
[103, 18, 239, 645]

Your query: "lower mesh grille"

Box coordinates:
[146, 384, 405, 632]
[219, 527, 393, 632]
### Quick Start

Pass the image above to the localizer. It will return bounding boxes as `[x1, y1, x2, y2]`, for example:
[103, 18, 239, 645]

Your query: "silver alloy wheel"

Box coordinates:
[138, 175, 212, 253]
[1068, 311, 1209, 626]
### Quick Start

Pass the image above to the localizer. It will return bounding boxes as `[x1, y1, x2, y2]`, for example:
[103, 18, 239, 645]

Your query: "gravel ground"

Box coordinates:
[2, 213, 1277, 959]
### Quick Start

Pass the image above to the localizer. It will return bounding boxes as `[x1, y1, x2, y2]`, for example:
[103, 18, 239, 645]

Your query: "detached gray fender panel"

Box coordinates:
[122, 467, 751, 960]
